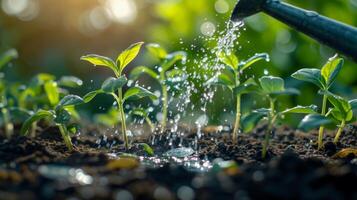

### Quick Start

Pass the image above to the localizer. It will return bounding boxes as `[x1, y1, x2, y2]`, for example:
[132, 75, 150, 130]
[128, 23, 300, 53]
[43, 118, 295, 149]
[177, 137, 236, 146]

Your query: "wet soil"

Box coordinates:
[0, 124, 357, 200]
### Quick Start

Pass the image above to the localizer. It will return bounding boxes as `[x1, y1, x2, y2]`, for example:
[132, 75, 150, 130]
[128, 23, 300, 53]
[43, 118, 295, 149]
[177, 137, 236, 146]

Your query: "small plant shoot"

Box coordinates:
[297, 92, 357, 144]
[242, 75, 299, 159]
[21, 95, 84, 151]
[208, 52, 269, 143]
[130, 43, 187, 131]
[292, 54, 343, 149]
[81, 42, 157, 150]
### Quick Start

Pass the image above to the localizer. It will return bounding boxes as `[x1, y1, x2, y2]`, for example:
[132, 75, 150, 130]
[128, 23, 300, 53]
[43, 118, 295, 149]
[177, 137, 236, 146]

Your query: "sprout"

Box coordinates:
[241, 76, 299, 159]
[297, 92, 357, 144]
[11, 73, 83, 137]
[21, 95, 84, 151]
[291, 54, 343, 149]
[81, 42, 157, 150]
[207, 52, 269, 143]
[130, 43, 187, 131]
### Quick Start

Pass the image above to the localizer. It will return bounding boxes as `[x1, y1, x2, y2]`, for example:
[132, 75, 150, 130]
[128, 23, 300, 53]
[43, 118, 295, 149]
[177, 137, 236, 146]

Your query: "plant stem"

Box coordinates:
[160, 82, 168, 131]
[318, 94, 328, 150]
[334, 120, 345, 144]
[145, 117, 155, 132]
[30, 122, 37, 138]
[232, 94, 241, 143]
[58, 124, 73, 151]
[1, 108, 13, 139]
[118, 88, 129, 150]
[262, 98, 275, 159]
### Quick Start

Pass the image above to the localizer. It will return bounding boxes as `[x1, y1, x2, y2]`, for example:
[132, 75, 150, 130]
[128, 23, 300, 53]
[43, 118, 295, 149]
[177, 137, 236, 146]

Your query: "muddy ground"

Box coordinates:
[0, 124, 356, 200]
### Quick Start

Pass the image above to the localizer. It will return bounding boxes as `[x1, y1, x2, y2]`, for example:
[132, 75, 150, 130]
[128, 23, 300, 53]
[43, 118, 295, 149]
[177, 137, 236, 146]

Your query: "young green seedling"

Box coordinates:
[81, 42, 157, 150]
[130, 43, 187, 131]
[0, 49, 18, 138]
[241, 76, 299, 159]
[208, 52, 269, 143]
[296, 93, 357, 145]
[21, 95, 84, 151]
[320, 92, 357, 143]
[14, 73, 83, 136]
[291, 54, 343, 149]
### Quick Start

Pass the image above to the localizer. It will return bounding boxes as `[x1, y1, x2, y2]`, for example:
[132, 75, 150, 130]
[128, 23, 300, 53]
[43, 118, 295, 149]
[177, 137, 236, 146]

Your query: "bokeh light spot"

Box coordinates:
[214, 0, 229, 14]
[200, 21, 216, 36]
[105, 0, 137, 24]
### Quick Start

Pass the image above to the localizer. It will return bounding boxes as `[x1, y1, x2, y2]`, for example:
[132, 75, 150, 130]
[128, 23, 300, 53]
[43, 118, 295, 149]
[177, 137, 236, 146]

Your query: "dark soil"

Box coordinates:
[0, 124, 357, 200]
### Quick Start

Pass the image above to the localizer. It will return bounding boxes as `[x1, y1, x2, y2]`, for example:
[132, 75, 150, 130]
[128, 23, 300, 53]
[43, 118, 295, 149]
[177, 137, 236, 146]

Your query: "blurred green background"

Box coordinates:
[1, 0, 357, 126]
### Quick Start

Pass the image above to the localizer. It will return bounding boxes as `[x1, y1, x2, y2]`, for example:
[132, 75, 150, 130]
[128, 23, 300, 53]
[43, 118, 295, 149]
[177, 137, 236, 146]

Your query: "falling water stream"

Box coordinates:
[128, 20, 245, 172]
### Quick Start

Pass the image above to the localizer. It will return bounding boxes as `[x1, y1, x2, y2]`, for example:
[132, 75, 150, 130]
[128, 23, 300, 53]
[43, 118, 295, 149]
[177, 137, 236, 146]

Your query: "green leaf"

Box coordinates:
[282, 105, 318, 114]
[44, 80, 60, 106]
[217, 51, 239, 70]
[324, 92, 353, 121]
[31, 73, 56, 86]
[207, 73, 235, 88]
[239, 53, 269, 71]
[81, 54, 117, 75]
[241, 110, 268, 133]
[0, 49, 18, 70]
[259, 76, 284, 94]
[146, 43, 167, 59]
[57, 95, 84, 108]
[83, 90, 103, 103]
[101, 76, 127, 93]
[130, 108, 149, 118]
[21, 110, 54, 135]
[234, 78, 258, 95]
[54, 108, 71, 124]
[117, 42, 144, 71]
[58, 76, 83, 88]
[321, 55, 343, 87]
[130, 66, 159, 80]
[162, 51, 187, 72]
[270, 88, 300, 96]
[137, 143, 155, 156]
[123, 86, 157, 101]
[298, 114, 331, 132]
[291, 68, 325, 89]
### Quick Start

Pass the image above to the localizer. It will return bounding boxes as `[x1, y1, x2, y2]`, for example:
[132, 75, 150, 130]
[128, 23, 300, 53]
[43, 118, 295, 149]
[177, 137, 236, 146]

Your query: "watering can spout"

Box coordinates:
[231, 0, 357, 61]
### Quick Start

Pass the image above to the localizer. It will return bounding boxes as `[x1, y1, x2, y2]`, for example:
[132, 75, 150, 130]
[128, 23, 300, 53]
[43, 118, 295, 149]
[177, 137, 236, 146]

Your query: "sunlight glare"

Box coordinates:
[105, 0, 137, 24]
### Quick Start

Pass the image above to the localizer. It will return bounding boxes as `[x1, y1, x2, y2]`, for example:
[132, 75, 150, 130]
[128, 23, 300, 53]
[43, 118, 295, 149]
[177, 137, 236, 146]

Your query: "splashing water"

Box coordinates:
[95, 20, 247, 168]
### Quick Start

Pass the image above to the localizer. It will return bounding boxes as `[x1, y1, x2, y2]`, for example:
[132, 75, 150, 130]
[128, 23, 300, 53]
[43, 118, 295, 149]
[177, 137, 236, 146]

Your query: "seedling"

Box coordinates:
[291, 54, 343, 149]
[241, 76, 299, 158]
[81, 42, 157, 150]
[21, 95, 84, 151]
[208, 52, 269, 143]
[130, 43, 187, 130]
[0, 49, 18, 138]
[14, 73, 83, 136]
[298, 92, 357, 144]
